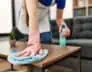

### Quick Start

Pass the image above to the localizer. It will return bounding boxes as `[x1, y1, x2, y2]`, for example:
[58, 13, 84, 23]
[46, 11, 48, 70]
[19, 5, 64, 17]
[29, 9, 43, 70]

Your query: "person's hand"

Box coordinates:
[16, 43, 40, 57]
[59, 24, 71, 37]
[16, 31, 41, 57]
[63, 26, 70, 37]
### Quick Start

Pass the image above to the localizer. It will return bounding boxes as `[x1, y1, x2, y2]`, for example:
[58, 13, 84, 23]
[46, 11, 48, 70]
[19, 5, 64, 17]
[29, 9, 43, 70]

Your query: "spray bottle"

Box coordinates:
[59, 24, 67, 48]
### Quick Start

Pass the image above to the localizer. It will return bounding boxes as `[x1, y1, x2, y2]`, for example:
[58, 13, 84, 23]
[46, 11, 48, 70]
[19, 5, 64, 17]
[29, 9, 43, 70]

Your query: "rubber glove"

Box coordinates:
[16, 31, 41, 57]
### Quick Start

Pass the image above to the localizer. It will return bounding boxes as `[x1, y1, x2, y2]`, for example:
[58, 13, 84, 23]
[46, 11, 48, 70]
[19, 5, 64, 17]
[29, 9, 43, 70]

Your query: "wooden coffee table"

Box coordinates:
[31, 44, 81, 72]
[8, 42, 81, 72]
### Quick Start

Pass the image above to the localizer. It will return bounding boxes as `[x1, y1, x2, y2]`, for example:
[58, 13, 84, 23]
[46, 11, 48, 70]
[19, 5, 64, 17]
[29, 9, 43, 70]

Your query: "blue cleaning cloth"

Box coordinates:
[8, 49, 48, 65]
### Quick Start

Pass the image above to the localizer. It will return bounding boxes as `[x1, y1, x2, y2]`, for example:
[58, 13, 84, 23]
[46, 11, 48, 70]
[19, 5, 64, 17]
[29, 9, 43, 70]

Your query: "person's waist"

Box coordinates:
[39, 0, 52, 6]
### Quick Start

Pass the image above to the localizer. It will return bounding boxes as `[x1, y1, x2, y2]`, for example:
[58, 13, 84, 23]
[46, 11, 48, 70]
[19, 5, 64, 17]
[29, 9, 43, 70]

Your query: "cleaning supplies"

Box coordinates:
[59, 24, 66, 48]
[8, 49, 48, 65]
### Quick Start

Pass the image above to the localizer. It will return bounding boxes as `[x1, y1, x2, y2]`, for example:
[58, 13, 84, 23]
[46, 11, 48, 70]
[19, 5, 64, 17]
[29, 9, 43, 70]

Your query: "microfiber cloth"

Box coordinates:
[8, 49, 48, 65]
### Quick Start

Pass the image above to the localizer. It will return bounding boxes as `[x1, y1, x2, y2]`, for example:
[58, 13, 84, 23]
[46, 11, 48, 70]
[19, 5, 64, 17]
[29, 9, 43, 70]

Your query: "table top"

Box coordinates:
[32, 44, 80, 68]
[1, 40, 80, 68]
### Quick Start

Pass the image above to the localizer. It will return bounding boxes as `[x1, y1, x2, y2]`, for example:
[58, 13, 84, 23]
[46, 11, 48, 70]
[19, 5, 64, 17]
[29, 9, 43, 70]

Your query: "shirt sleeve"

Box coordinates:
[56, 0, 66, 9]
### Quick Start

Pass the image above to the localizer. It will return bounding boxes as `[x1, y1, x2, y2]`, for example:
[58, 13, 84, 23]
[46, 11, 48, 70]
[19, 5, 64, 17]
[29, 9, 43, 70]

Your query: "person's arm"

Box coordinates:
[56, 0, 66, 32]
[16, 0, 40, 56]
[22, 0, 29, 26]
[56, 0, 70, 36]
[25, 0, 39, 32]
[56, 9, 64, 32]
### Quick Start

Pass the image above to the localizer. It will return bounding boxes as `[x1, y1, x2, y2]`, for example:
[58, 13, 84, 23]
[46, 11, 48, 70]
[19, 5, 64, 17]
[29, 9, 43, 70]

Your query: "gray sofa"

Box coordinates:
[50, 16, 92, 72]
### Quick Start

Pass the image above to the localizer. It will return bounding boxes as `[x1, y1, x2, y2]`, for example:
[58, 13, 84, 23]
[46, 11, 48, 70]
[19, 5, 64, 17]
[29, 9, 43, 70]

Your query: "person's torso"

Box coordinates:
[16, 0, 56, 34]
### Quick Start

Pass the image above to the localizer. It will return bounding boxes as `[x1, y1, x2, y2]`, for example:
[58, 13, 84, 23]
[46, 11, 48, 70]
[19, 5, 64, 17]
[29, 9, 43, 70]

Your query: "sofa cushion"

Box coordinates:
[72, 16, 92, 38]
[52, 39, 92, 45]
[56, 57, 80, 72]
[67, 39, 92, 45]
[81, 59, 92, 72]
[67, 39, 92, 58]
[52, 39, 92, 58]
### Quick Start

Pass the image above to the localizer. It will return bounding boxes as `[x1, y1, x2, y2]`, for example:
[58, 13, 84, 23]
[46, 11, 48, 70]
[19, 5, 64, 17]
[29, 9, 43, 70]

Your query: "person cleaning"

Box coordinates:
[8, 0, 70, 64]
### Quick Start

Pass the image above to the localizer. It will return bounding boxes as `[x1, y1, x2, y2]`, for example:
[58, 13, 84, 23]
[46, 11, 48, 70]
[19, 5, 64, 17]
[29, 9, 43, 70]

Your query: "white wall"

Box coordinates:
[50, 0, 73, 20]
[0, 0, 12, 33]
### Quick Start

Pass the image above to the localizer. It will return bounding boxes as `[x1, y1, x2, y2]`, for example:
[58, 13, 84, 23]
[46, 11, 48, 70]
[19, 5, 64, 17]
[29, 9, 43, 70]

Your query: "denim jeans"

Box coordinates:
[12, 28, 52, 44]
[40, 32, 52, 44]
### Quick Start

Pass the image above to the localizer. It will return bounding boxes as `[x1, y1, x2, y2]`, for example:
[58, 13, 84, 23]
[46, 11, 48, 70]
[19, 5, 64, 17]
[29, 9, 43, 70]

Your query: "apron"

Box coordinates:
[16, 0, 55, 34]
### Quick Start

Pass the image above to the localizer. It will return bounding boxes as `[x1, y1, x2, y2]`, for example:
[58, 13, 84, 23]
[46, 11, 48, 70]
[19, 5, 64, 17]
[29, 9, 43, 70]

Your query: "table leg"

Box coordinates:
[31, 66, 47, 72]
[10, 64, 15, 70]
[41, 68, 46, 72]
